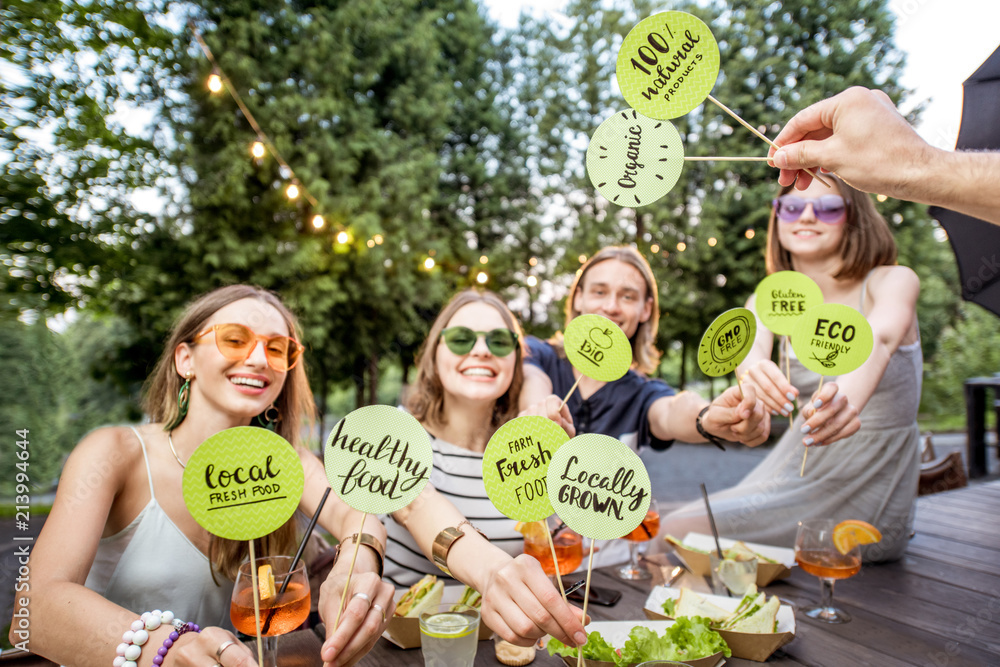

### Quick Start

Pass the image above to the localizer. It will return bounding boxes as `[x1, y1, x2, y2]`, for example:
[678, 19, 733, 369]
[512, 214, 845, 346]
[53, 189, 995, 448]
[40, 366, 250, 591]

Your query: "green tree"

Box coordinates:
[1, 0, 177, 316]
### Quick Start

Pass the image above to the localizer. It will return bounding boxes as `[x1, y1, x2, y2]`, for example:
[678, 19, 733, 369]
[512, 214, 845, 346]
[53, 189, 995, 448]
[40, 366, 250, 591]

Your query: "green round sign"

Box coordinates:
[698, 307, 757, 377]
[482, 416, 570, 522]
[617, 11, 721, 120]
[754, 271, 824, 335]
[791, 303, 874, 376]
[585, 109, 685, 208]
[182, 427, 305, 541]
[564, 314, 632, 382]
[324, 405, 433, 515]
[546, 434, 651, 540]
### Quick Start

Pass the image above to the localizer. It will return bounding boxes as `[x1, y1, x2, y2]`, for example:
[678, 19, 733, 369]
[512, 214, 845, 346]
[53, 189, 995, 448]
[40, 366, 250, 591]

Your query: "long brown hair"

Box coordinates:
[406, 289, 525, 433]
[765, 175, 897, 280]
[143, 285, 315, 580]
[563, 246, 662, 375]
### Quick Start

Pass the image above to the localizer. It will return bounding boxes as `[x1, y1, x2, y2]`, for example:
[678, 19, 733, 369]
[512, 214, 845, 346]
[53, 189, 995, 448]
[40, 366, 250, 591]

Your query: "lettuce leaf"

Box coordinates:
[660, 598, 677, 616]
[618, 619, 731, 666]
[547, 631, 617, 663]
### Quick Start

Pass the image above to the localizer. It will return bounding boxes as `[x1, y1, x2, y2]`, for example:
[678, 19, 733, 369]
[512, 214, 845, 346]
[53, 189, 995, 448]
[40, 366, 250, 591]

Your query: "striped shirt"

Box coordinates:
[382, 435, 523, 588]
[382, 434, 631, 589]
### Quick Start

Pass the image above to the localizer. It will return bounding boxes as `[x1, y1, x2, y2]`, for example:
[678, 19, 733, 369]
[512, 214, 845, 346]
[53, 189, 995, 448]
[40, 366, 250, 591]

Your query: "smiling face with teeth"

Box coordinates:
[435, 301, 518, 408]
[775, 179, 848, 266]
[174, 297, 288, 425]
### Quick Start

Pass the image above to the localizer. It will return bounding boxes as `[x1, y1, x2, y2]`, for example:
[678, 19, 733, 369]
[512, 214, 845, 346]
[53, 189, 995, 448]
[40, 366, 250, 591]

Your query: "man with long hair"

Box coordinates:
[520, 246, 768, 452]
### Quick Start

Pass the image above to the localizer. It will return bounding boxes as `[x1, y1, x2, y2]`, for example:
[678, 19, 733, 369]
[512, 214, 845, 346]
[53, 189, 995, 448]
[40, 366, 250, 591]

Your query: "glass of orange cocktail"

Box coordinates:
[231, 555, 310, 665]
[617, 499, 660, 580]
[794, 519, 861, 623]
[521, 519, 584, 584]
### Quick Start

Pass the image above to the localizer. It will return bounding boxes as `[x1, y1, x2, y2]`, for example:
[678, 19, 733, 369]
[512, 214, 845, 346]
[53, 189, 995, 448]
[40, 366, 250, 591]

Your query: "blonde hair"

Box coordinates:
[142, 285, 314, 580]
[406, 290, 525, 433]
[766, 175, 897, 280]
[563, 246, 661, 375]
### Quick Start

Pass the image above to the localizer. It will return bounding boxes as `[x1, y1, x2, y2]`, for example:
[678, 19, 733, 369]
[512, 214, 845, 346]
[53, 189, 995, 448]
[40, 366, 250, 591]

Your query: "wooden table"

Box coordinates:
[7, 483, 999, 665]
[270, 481, 1000, 667]
[964, 376, 1000, 478]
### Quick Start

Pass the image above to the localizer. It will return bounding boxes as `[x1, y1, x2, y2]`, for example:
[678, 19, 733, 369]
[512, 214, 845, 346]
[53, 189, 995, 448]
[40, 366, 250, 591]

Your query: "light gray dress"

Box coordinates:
[666, 280, 922, 562]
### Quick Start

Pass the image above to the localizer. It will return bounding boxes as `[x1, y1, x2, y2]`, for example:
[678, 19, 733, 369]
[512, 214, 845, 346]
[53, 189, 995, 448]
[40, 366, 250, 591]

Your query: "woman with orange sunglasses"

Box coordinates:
[16, 285, 393, 667]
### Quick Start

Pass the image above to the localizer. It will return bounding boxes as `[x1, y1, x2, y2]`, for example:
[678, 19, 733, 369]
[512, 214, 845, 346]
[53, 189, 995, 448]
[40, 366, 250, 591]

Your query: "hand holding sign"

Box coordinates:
[547, 434, 651, 667]
[182, 427, 305, 666]
[483, 416, 571, 596]
[791, 303, 874, 474]
[560, 314, 632, 408]
[324, 405, 433, 626]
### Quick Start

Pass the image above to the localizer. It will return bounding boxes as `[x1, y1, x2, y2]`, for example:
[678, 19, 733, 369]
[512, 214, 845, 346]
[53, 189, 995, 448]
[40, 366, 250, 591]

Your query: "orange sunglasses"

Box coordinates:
[195, 323, 303, 372]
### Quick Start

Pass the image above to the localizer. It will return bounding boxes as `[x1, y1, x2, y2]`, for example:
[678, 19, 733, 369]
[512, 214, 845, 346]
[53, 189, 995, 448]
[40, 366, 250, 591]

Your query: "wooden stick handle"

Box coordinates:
[546, 526, 568, 601]
[577, 541, 597, 667]
[706, 95, 832, 188]
[800, 376, 824, 477]
[559, 375, 583, 411]
[248, 540, 265, 667]
[333, 513, 369, 630]
[684, 156, 771, 161]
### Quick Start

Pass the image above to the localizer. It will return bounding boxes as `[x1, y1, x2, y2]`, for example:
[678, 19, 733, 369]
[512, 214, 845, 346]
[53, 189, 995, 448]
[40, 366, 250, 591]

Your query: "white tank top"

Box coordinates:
[84, 427, 233, 628]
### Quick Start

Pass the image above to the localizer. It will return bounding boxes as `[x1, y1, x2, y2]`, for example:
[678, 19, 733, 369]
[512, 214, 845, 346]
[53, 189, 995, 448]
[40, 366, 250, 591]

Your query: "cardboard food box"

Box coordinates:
[553, 620, 726, 667]
[665, 533, 794, 587]
[643, 586, 796, 662]
[381, 584, 493, 649]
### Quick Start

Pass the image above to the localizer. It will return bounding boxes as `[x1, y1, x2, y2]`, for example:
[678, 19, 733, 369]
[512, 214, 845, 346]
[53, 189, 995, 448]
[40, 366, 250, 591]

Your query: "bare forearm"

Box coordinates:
[391, 485, 508, 592]
[908, 149, 1000, 224]
[649, 392, 708, 443]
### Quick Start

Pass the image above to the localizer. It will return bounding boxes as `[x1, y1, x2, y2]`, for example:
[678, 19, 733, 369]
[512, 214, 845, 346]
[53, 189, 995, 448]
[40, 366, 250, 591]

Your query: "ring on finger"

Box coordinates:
[216, 640, 237, 659]
[352, 592, 372, 606]
[371, 603, 386, 623]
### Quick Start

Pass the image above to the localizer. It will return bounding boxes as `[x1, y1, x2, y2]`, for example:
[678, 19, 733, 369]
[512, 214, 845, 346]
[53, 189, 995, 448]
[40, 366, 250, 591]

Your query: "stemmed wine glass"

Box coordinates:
[617, 498, 660, 580]
[521, 517, 584, 587]
[230, 555, 311, 666]
[794, 519, 861, 623]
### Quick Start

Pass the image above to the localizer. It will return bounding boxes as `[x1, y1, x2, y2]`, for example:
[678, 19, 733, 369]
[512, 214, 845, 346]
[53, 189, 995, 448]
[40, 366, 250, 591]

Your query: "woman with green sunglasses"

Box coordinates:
[382, 289, 588, 647]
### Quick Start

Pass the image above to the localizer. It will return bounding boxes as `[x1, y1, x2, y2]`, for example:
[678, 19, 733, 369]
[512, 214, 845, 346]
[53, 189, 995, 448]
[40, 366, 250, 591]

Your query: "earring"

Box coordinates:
[164, 371, 193, 431]
[256, 403, 281, 432]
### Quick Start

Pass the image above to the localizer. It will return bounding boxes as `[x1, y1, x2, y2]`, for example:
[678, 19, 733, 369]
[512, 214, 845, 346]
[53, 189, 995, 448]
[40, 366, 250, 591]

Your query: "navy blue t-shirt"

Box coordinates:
[525, 336, 676, 452]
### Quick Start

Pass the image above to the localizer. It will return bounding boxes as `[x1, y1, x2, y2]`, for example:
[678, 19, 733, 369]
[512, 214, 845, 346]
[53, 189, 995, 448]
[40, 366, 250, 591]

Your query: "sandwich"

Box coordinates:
[724, 540, 779, 564]
[394, 574, 444, 617]
[720, 586, 780, 633]
[450, 585, 482, 612]
[673, 588, 732, 625]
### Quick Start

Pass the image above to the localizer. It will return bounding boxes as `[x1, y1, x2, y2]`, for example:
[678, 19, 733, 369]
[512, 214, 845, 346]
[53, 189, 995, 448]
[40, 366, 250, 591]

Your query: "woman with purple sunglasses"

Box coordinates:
[661, 176, 921, 562]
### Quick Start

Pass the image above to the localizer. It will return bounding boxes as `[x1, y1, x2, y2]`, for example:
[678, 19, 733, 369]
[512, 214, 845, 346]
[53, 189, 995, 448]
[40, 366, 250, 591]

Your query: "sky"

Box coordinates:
[481, 0, 1000, 150]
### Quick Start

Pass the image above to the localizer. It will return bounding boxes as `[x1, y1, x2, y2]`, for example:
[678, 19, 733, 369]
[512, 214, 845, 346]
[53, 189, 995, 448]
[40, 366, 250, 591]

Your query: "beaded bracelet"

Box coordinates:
[113, 610, 199, 667]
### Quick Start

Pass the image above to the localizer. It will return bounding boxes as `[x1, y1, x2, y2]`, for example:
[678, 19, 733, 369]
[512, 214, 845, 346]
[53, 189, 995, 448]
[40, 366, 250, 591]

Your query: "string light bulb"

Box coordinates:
[650, 244, 660, 254]
[708, 237, 718, 247]
[286, 183, 300, 200]
[336, 230, 349, 244]
[251, 141, 265, 158]
[578, 254, 587, 264]
[480, 255, 488, 264]
[373, 234, 383, 245]
[476, 271, 488, 284]
[745, 229, 756, 239]
[311, 215, 325, 230]
[367, 239, 375, 248]
[677, 242, 687, 252]
[424, 258, 436, 270]
[207, 72, 223, 93]
[529, 257, 538, 267]
[877, 194, 888, 202]
[526, 276, 538, 287]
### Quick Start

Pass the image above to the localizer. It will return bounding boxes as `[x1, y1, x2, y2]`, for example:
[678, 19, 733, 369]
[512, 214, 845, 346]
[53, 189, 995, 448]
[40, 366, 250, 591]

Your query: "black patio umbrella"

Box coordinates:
[929, 44, 1000, 317]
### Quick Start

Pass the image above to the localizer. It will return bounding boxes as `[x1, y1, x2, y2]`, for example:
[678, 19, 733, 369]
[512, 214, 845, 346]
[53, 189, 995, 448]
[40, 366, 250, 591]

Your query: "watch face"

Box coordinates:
[586, 109, 684, 207]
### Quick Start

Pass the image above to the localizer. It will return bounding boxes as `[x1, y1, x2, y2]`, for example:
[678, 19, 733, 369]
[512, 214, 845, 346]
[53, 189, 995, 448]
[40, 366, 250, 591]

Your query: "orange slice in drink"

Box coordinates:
[514, 521, 548, 542]
[258, 563, 277, 601]
[833, 520, 882, 555]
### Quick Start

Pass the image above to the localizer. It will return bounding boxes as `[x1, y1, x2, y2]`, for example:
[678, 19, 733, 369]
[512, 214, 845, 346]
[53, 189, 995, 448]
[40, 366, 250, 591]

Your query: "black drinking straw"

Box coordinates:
[699, 483, 724, 559]
[261, 487, 330, 634]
